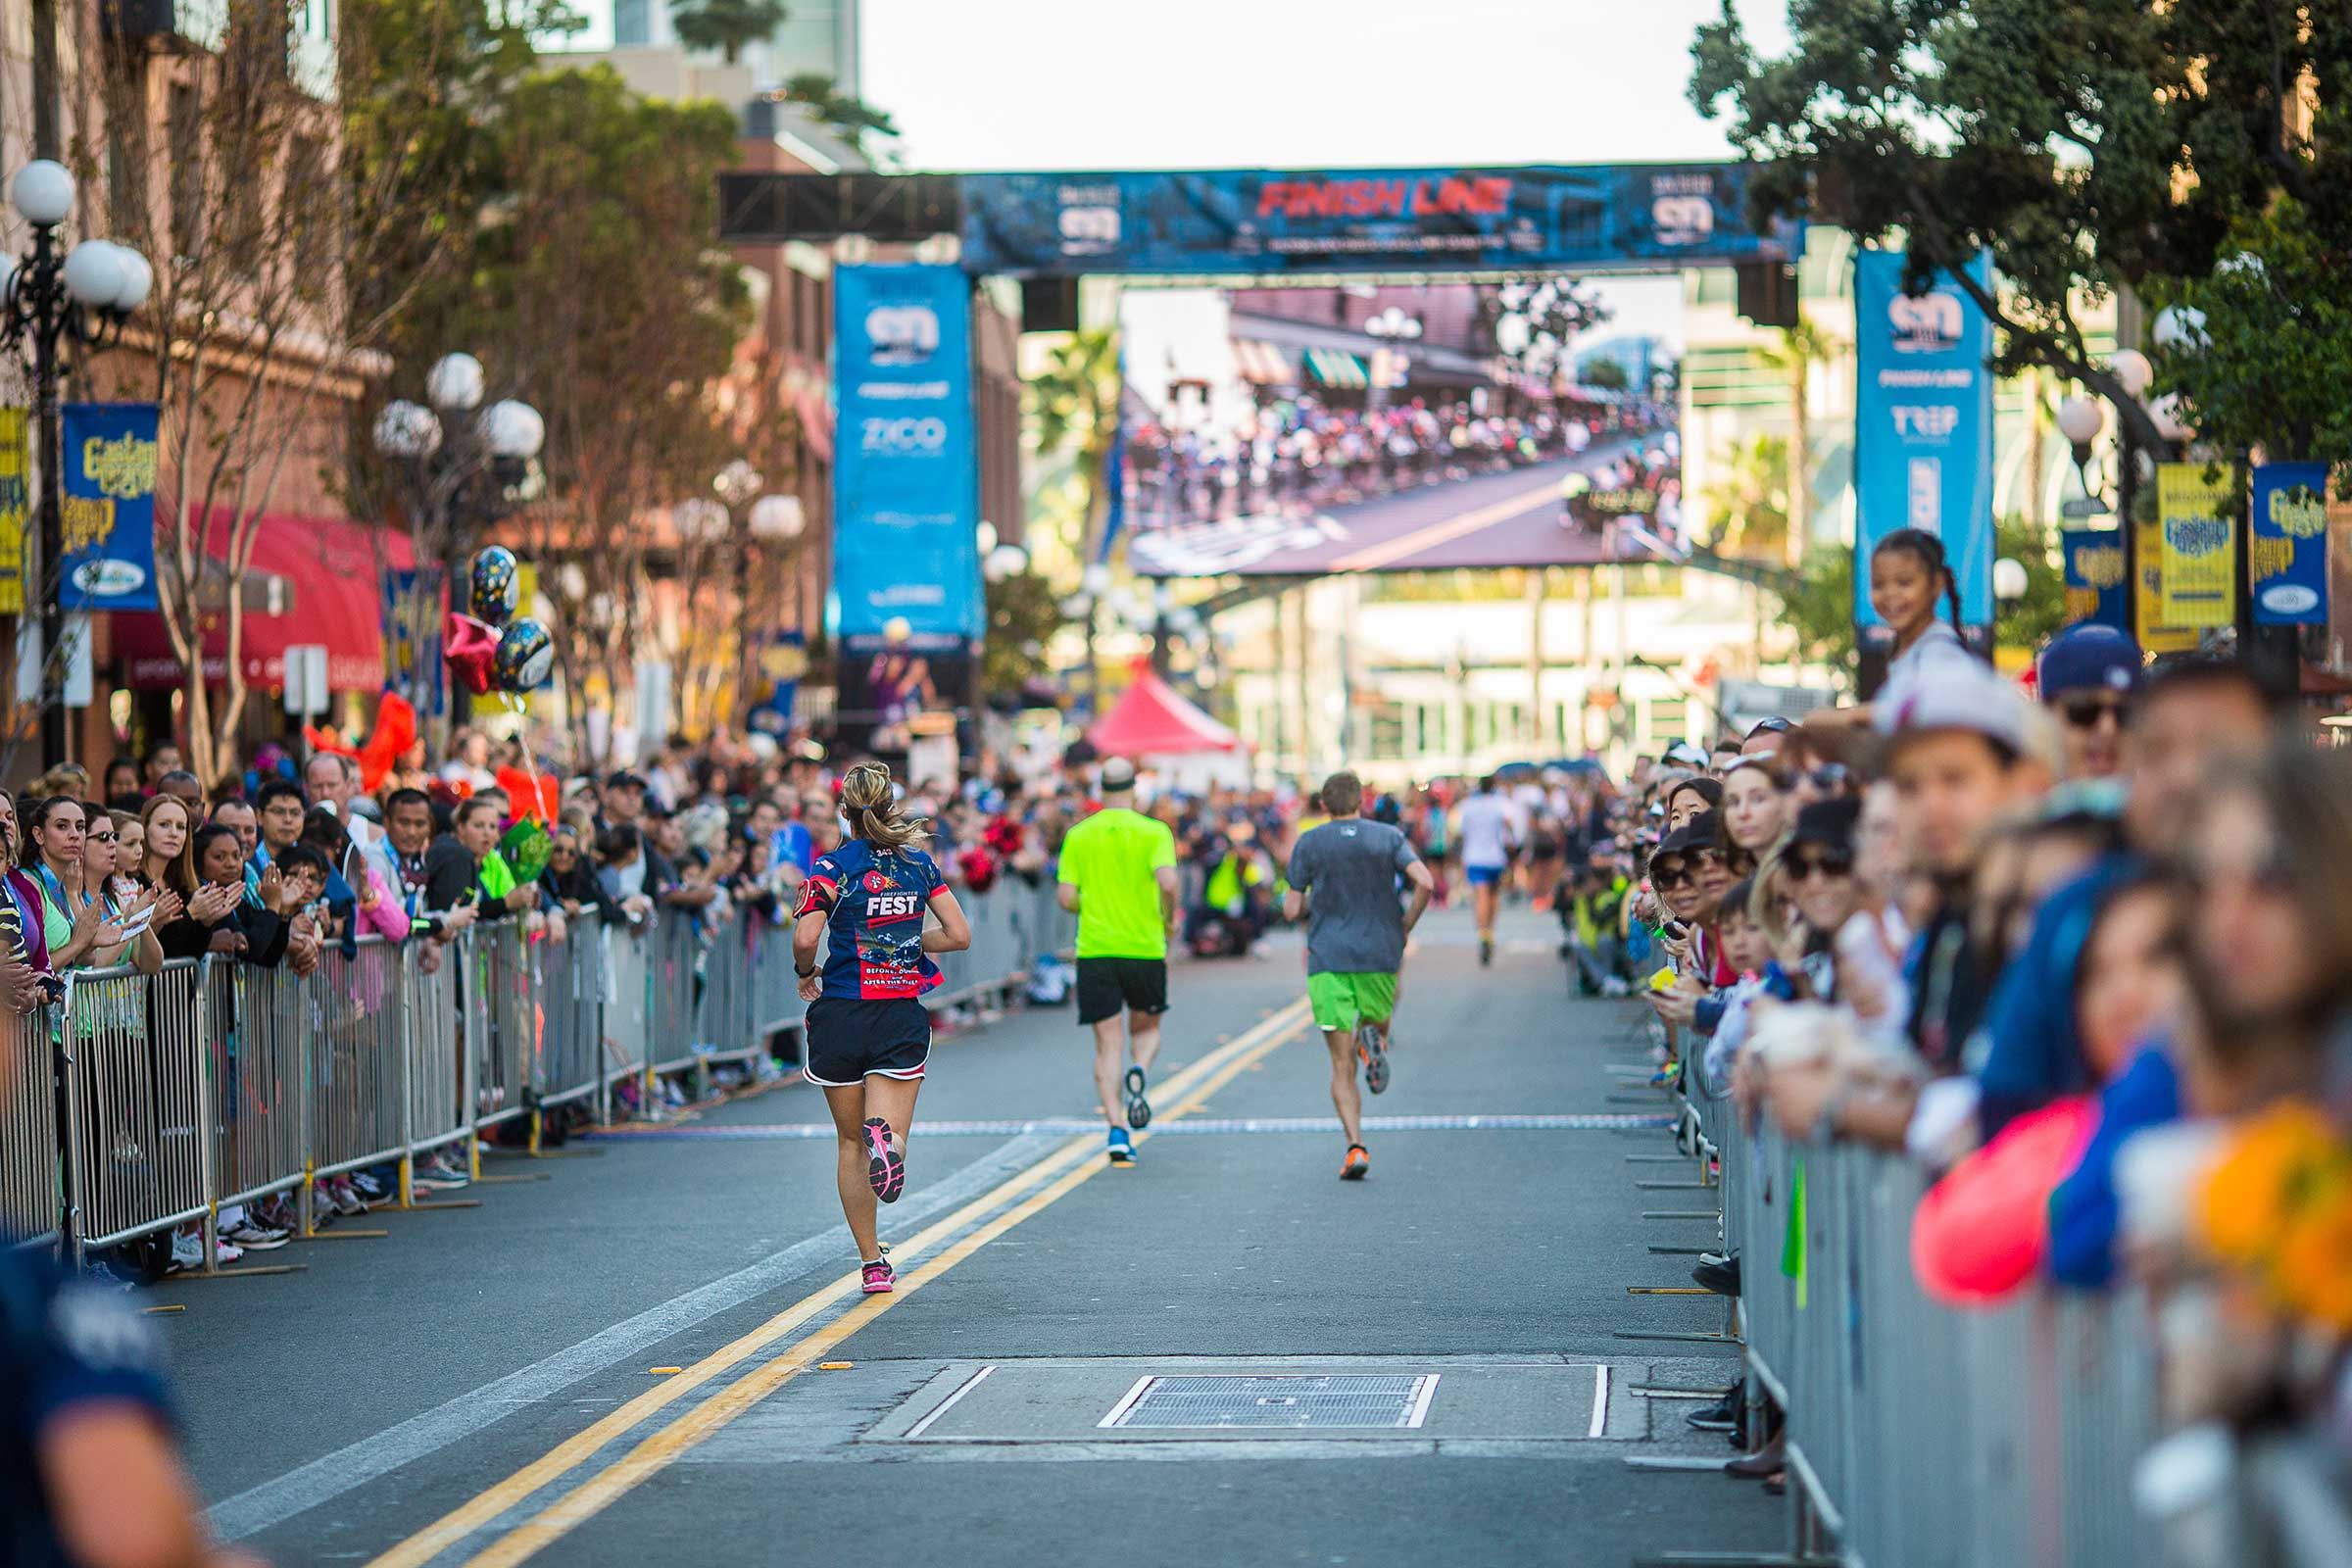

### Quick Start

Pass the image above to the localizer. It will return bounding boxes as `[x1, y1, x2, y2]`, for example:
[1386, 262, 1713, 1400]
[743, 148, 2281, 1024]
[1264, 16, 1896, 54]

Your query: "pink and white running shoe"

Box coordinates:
[861, 1257, 897, 1295]
[863, 1117, 906, 1203]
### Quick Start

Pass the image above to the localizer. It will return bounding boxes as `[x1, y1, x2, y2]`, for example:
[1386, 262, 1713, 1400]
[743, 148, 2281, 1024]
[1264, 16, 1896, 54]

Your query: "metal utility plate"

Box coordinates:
[1101, 1373, 1438, 1431]
[866, 1356, 1624, 1445]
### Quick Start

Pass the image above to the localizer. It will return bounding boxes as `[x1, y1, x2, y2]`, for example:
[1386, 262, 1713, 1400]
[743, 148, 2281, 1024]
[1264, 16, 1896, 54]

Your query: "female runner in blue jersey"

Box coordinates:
[792, 761, 973, 1294]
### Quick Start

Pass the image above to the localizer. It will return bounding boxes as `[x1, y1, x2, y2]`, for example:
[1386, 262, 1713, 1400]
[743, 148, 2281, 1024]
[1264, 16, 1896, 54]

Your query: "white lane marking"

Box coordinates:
[205, 1132, 1064, 1542]
[1097, 1376, 1157, 1430]
[1589, 1363, 1609, 1439]
[593, 1112, 1672, 1141]
[1401, 1373, 1441, 1430]
[902, 1366, 997, 1442]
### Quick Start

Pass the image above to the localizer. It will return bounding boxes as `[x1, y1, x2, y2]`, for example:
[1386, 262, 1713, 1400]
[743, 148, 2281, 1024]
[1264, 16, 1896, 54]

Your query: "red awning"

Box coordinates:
[1088, 667, 1241, 757]
[114, 514, 415, 692]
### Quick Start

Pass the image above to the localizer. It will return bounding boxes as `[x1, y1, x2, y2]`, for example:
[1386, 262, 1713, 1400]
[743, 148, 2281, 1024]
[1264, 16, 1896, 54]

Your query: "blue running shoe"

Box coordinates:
[1107, 1126, 1136, 1165]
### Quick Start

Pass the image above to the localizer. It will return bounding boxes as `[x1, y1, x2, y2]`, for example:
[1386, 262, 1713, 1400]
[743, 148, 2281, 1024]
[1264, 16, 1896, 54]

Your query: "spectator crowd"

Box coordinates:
[1513, 620, 2352, 1529]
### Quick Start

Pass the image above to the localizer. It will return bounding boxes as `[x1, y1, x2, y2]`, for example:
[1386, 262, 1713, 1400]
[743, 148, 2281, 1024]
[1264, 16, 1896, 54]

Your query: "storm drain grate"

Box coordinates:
[1099, 1373, 1440, 1430]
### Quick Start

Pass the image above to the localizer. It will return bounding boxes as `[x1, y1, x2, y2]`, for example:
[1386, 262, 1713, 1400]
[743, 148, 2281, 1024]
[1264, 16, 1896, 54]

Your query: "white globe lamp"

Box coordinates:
[9, 161, 74, 227]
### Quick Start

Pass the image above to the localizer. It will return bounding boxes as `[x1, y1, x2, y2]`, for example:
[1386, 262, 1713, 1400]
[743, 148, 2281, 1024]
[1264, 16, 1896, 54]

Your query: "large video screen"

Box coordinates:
[1113, 281, 1682, 577]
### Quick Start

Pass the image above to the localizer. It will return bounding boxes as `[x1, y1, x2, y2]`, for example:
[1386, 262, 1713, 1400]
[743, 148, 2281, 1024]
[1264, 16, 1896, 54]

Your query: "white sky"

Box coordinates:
[859, 0, 1791, 172]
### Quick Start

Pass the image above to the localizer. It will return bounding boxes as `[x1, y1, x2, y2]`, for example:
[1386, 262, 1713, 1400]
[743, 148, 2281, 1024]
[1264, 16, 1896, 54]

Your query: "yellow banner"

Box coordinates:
[2157, 463, 2236, 628]
[2134, 515, 2198, 654]
[0, 407, 24, 615]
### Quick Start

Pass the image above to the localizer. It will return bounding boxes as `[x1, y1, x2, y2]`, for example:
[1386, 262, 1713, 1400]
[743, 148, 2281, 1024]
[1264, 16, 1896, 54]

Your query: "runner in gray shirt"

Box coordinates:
[1283, 771, 1436, 1181]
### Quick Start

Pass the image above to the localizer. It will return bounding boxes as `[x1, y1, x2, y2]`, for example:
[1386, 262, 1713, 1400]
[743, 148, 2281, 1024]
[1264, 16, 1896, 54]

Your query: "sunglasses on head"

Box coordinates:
[1788, 847, 1855, 881]
[2059, 693, 2131, 729]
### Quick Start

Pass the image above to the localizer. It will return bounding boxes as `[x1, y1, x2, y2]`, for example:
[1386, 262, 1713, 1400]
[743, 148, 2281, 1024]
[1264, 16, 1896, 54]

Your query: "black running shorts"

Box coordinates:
[1075, 956, 1169, 1026]
[804, 997, 932, 1087]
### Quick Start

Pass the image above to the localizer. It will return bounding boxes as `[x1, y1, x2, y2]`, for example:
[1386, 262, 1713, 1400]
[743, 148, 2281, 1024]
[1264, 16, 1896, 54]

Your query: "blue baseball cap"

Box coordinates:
[2037, 623, 2141, 702]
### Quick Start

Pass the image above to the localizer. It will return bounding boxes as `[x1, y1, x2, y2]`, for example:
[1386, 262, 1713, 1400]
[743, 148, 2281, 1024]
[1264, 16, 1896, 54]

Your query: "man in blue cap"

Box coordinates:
[2036, 622, 2140, 780]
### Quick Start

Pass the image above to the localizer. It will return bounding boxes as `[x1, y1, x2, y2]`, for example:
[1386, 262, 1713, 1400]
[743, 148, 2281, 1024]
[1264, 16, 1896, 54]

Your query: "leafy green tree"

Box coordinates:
[385, 64, 753, 757]
[1579, 359, 1629, 392]
[670, 0, 789, 65]
[1754, 317, 1841, 564]
[982, 569, 1062, 701]
[780, 72, 901, 160]
[1024, 327, 1123, 572]
[1700, 433, 1790, 562]
[1689, 0, 2352, 446]
[2151, 198, 2352, 477]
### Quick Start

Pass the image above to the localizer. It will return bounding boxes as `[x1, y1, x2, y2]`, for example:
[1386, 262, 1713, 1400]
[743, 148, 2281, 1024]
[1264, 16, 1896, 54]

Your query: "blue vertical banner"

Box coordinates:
[59, 403, 161, 612]
[1852, 251, 1994, 628]
[2249, 461, 2329, 625]
[2060, 528, 2131, 634]
[832, 264, 982, 644]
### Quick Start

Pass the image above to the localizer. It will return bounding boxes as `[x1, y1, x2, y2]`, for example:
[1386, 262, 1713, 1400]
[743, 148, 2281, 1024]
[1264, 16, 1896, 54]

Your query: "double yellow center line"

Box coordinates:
[366, 999, 1313, 1568]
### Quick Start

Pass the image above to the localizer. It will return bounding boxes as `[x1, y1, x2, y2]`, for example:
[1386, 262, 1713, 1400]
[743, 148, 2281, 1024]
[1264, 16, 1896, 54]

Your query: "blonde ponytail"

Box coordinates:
[840, 761, 927, 853]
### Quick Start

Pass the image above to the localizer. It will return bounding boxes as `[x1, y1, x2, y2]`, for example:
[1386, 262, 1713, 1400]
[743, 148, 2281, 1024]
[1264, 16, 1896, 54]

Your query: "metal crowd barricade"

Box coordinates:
[648, 910, 703, 1077]
[1707, 1120, 2177, 1568]
[533, 910, 606, 1111]
[2, 1004, 60, 1248]
[472, 919, 532, 1130]
[694, 912, 759, 1069]
[749, 908, 807, 1040]
[401, 931, 467, 1166]
[308, 938, 408, 1186]
[62, 963, 211, 1263]
[207, 954, 309, 1236]
[27, 869, 1077, 1264]
[603, 914, 654, 1104]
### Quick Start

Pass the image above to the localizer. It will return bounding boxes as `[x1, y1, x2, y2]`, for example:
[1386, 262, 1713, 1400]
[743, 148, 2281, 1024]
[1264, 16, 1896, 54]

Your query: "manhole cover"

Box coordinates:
[1100, 1373, 1439, 1431]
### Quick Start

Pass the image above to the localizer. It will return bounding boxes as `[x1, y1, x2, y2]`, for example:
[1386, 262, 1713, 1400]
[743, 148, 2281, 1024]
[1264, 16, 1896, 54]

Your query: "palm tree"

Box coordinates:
[1754, 316, 1843, 568]
[1025, 327, 1123, 564]
[780, 73, 902, 161]
[670, 0, 789, 65]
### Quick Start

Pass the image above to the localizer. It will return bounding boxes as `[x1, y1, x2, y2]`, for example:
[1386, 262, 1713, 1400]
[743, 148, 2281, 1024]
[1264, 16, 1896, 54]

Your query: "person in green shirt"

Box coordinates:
[1055, 758, 1179, 1166]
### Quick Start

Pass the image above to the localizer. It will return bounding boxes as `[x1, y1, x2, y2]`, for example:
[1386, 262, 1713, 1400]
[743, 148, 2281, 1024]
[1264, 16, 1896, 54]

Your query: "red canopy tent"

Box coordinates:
[1087, 666, 1240, 758]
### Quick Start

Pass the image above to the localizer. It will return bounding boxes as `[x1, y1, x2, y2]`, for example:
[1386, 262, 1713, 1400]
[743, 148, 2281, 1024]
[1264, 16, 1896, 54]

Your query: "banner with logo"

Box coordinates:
[2156, 462, 2235, 628]
[382, 566, 447, 717]
[59, 402, 161, 612]
[744, 630, 808, 737]
[2060, 527, 2130, 634]
[2135, 514, 2199, 654]
[0, 407, 26, 614]
[2249, 461, 2328, 626]
[1852, 250, 1995, 628]
[832, 264, 982, 642]
[960, 164, 1798, 277]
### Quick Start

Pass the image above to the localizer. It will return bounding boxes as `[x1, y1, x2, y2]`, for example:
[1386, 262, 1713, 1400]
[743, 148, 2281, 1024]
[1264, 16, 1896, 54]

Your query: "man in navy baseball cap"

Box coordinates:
[2036, 623, 2141, 780]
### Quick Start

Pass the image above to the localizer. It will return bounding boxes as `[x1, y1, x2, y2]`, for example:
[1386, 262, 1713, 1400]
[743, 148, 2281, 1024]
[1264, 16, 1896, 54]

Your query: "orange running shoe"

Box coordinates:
[1341, 1144, 1370, 1181]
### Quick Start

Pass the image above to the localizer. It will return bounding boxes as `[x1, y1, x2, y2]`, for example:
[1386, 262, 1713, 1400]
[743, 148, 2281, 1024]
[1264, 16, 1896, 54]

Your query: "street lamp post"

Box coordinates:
[704, 459, 804, 717]
[373, 352, 542, 733]
[2058, 347, 2158, 636]
[0, 160, 153, 764]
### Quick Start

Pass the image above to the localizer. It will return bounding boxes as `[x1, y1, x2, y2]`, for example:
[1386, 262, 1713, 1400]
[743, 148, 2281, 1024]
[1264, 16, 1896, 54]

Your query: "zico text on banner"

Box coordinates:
[2156, 462, 2235, 630]
[59, 403, 162, 612]
[2248, 462, 2328, 626]
[830, 264, 981, 646]
[0, 408, 26, 615]
[1852, 250, 1995, 629]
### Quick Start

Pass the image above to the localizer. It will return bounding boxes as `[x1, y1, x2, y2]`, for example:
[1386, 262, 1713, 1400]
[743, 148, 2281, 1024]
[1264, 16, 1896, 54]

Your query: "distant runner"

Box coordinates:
[1284, 770, 1435, 1181]
[792, 762, 973, 1295]
[1056, 758, 1180, 1166]
[1454, 774, 1517, 966]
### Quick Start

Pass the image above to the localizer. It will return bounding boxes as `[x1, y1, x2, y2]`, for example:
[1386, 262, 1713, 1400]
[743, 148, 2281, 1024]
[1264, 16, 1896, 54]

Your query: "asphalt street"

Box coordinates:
[160, 906, 1779, 1566]
[1128, 441, 1655, 577]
